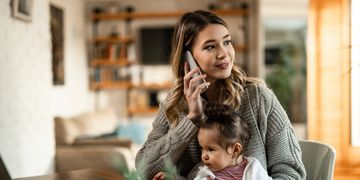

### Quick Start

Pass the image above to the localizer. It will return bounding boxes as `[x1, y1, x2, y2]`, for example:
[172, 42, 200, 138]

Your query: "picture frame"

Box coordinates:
[50, 4, 65, 85]
[11, 0, 33, 22]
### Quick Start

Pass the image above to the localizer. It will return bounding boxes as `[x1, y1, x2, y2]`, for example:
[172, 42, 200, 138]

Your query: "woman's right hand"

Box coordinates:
[183, 62, 210, 122]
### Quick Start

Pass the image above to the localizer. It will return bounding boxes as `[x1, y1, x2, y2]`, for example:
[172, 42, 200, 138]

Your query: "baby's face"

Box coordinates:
[198, 127, 236, 172]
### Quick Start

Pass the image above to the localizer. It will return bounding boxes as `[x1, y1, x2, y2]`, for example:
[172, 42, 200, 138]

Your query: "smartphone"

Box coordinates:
[185, 51, 206, 84]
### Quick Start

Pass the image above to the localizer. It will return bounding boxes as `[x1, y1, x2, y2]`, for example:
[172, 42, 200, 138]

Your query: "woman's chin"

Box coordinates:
[217, 73, 232, 80]
[207, 71, 231, 80]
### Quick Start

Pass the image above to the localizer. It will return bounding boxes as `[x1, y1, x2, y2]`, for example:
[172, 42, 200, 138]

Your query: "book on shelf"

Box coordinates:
[92, 43, 127, 61]
[108, 44, 127, 61]
[93, 43, 108, 59]
[119, 43, 127, 59]
[94, 67, 102, 82]
[115, 67, 131, 81]
[108, 44, 117, 61]
[93, 66, 132, 84]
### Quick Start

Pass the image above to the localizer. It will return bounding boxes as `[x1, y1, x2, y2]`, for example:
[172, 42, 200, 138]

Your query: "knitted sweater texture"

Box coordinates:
[135, 83, 306, 180]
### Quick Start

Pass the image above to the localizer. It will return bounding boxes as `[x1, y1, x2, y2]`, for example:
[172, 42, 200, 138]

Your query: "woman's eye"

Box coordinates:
[208, 148, 214, 152]
[224, 40, 232, 46]
[204, 45, 215, 50]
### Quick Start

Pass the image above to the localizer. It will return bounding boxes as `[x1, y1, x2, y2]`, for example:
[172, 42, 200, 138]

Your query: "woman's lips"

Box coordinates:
[215, 62, 229, 69]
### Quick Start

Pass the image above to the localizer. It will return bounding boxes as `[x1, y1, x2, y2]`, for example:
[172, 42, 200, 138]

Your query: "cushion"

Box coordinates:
[55, 108, 118, 145]
[116, 118, 153, 145]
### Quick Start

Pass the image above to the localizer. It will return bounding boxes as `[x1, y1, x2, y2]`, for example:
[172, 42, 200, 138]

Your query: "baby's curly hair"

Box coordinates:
[200, 103, 250, 154]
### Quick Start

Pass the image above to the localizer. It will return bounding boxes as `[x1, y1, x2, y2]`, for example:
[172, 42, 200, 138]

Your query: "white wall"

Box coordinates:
[0, 0, 96, 178]
[261, 0, 308, 19]
[50, 0, 95, 117]
[261, 0, 308, 30]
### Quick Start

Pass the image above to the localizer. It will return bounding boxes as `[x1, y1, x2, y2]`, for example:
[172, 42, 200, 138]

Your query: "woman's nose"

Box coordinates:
[216, 47, 227, 59]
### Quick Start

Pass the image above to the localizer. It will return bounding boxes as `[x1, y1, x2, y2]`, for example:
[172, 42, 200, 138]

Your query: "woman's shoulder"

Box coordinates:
[159, 92, 187, 115]
[239, 80, 276, 116]
[243, 80, 274, 100]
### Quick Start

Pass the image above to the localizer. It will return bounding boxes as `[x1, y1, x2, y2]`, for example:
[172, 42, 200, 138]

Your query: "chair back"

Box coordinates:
[299, 140, 336, 180]
[0, 155, 11, 180]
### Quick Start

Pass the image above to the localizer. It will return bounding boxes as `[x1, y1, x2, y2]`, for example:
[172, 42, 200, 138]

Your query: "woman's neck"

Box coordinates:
[205, 80, 220, 103]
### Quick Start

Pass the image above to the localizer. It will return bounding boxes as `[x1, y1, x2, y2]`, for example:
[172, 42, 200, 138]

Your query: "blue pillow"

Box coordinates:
[116, 122, 149, 144]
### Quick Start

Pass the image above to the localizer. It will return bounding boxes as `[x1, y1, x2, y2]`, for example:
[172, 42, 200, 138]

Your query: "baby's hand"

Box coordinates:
[152, 172, 165, 180]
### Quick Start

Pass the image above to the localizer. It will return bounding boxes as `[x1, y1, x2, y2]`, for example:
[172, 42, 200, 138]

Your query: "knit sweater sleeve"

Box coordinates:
[258, 85, 306, 180]
[135, 102, 199, 179]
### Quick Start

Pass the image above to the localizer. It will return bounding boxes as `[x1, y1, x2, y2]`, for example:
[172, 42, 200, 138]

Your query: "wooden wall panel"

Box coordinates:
[308, 0, 360, 178]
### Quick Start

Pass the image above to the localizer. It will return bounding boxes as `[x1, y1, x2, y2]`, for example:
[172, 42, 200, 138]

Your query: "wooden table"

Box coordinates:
[15, 169, 124, 180]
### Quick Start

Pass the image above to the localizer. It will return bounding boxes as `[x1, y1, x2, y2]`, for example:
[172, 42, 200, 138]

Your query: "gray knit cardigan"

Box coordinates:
[135, 83, 306, 180]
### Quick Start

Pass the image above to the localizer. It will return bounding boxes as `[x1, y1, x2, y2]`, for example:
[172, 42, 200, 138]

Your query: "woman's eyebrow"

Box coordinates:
[202, 34, 231, 44]
[223, 34, 230, 39]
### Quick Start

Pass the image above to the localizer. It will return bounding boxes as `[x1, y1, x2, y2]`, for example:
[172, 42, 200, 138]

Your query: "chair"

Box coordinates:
[0, 155, 11, 180]
[299, 140, 336, 180]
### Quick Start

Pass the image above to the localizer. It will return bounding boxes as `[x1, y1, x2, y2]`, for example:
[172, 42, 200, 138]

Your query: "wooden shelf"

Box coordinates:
[90, 59, 133, 66]
[128, 107, 159, 115]
[92, 9, 248, 21]
[131, 82, 173, 90]
[92, 36, 134, 44]
[90, 81, 172, 91]
[91, 81, 131, 90]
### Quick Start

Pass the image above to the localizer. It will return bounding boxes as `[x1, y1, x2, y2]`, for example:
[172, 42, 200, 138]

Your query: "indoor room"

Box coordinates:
[0, 0, 359, 179]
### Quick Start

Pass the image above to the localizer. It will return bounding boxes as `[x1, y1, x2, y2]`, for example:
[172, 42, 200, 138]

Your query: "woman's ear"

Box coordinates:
[233, 143, 243, 157]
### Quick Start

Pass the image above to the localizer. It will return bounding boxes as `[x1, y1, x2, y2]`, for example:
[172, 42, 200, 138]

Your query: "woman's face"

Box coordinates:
[191, 24, 235, 82]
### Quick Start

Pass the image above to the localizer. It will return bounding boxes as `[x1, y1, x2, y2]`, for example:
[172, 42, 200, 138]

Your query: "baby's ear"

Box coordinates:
[233, 143, 243, 157]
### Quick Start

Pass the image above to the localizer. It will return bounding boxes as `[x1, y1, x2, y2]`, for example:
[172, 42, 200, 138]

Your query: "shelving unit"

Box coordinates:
[127, 107, 159, 116]
[92, 9, 248, 21]
[88, 7, 251, 116]
[89, 33, 134, 90]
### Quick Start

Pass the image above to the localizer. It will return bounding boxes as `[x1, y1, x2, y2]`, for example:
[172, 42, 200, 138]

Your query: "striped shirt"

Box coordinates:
[213, 158, 248, 180]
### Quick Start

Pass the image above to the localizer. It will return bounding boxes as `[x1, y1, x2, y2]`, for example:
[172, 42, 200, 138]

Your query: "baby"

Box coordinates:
[192, 104, 272, 180]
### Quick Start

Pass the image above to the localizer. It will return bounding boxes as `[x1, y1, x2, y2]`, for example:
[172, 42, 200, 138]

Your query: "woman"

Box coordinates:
[135, 10, 306, 179]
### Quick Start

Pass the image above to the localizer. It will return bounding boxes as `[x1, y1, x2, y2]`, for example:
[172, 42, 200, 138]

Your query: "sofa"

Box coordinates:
[54, 108, 135, 174]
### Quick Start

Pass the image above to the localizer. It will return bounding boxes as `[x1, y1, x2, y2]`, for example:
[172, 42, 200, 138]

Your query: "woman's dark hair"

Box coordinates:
[200, 103, 250, 154]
